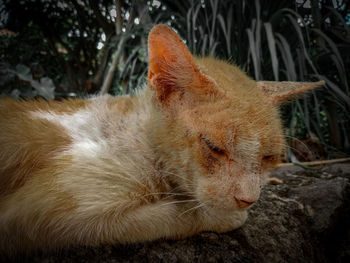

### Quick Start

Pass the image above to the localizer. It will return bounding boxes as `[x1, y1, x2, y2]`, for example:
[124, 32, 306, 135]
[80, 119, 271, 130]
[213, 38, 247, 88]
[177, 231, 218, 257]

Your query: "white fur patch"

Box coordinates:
[31, 108, 108, 158]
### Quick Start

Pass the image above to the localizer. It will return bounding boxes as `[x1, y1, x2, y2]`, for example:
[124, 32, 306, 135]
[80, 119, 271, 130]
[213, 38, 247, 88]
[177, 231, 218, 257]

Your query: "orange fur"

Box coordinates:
[0, 25, 322, 256]
[0, 98, 89, 196]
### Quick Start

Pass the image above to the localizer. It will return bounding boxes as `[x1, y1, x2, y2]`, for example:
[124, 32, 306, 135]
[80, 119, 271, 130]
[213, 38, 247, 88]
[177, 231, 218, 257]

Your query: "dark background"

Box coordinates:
[0, 0, 349, 160]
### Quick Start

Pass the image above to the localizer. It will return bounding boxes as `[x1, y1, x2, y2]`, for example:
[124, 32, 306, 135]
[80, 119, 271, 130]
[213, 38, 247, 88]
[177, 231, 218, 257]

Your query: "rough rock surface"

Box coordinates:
[8, 164, 350, 263]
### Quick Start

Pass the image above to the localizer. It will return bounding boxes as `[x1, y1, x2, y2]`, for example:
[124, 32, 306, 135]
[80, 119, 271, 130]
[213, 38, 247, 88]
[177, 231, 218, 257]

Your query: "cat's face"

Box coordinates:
[174, 64, 284, 210]
[148, 25, 322, 211]
[185, 58, 284, 210]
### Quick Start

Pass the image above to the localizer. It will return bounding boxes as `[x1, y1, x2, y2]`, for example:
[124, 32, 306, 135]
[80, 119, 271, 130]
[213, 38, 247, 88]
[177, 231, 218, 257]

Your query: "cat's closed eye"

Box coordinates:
[201, 135, 225, 155]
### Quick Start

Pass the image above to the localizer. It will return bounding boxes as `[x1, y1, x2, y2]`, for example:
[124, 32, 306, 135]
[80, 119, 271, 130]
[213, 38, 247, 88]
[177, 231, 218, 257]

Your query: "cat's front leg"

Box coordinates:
[108, 200, 200, 243]
[115, 202, 247, 243]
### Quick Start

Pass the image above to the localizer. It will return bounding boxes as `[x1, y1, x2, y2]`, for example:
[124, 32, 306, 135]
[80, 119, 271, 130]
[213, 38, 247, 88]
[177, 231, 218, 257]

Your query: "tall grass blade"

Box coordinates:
[275, 33, 296, 80]
[246, 28, 260, 80]
[264, 22, 279, 80]
[318, 75, 350, 108]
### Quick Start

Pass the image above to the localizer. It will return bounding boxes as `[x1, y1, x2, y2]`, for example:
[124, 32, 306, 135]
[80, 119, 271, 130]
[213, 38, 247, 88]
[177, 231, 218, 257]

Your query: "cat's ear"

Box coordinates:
[148, 25, 217, 106]
[257, 80, 325, 105]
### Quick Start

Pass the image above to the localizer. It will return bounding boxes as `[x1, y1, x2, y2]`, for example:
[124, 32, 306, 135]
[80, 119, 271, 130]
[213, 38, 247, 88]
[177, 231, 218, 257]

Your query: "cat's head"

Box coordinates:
[148, 25, 323, 211]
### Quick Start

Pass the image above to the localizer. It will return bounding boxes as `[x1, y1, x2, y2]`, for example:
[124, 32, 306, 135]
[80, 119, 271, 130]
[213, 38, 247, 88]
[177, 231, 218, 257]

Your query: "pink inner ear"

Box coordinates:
[147, 25, 199, 90]
[147, 25, 222, 106]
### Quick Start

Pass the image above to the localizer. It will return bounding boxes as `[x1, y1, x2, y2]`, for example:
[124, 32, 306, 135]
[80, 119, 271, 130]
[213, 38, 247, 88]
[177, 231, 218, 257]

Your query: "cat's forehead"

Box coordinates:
[194, 58, 281, 123]
[189, 99, 282, 141]
[194, 57, 257, 93]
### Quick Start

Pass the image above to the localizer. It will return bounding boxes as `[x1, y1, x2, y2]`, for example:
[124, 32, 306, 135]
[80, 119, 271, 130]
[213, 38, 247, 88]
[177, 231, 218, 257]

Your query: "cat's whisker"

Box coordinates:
[99, 172, 144, 187]
[272, 142, 311, 158]
[284, 135, 313, 154]
[143, 192, 190, 196]
[141, 192, 192, 199]
[177, 202, 205, 218]
[159, 199, 199, 207]
[166, 186, 198, 199]
[162, 170, 193, 184]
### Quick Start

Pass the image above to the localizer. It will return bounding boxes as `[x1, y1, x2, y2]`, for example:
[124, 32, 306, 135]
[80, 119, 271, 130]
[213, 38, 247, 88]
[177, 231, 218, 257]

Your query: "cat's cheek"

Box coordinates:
[203, 155, 220, 175]
[194, 176, 217, 208]
[197, 146, 223, 175]
[195, 175, 240, 211]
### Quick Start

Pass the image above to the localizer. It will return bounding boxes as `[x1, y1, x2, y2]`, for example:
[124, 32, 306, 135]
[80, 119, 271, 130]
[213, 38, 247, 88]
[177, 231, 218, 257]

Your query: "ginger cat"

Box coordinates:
[0, 25, 323, 256]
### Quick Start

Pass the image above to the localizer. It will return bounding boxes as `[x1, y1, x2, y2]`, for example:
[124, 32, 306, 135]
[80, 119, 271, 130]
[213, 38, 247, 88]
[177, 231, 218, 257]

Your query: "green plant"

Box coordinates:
[164, 0, 350, 159]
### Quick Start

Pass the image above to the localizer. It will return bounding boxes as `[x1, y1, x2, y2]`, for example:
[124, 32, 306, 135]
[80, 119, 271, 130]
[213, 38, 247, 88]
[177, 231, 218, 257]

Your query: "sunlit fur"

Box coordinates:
[0, 25, 318, 256]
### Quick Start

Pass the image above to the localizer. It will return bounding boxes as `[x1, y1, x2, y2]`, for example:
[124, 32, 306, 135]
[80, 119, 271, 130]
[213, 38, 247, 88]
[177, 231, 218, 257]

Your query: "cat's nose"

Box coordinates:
[234, 197, 255, 208]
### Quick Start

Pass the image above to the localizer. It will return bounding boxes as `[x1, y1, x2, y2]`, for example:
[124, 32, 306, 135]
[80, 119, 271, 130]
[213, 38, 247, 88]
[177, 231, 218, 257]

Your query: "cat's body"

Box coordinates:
[0, 25, 322, 255]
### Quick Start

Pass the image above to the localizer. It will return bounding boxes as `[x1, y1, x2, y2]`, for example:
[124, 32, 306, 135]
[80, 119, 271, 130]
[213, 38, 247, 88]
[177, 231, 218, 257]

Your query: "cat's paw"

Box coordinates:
[220, 209, 248, 232]
[200, 209, 248, 233]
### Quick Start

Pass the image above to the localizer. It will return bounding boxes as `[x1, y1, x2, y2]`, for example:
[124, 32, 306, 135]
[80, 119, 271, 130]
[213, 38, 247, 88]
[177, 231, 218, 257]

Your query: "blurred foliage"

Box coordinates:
[0, 0, 349, 159]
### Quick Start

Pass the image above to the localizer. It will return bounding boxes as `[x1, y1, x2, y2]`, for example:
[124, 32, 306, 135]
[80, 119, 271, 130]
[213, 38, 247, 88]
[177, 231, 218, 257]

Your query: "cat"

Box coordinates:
[0, 24, 323, 256]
